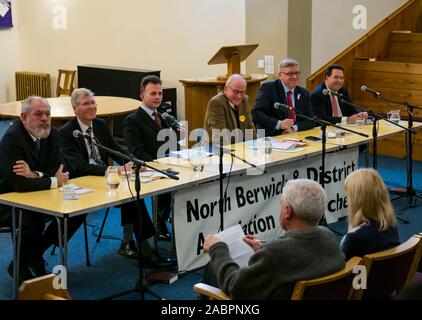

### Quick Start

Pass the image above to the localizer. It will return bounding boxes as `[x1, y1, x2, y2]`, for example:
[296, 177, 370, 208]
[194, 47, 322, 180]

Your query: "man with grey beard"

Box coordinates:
[0, 96, 84, 284]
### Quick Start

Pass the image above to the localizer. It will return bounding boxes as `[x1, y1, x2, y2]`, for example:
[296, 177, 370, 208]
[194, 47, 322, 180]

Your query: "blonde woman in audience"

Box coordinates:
[341, 168, 400, 260]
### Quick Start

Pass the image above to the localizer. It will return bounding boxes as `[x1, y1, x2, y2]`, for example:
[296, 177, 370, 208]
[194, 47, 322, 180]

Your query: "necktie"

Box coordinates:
[331, 95, 342, 117]
[35, 138, 41, 152]
[287, 91, 295, 120]
[152, 111, 162, 128]
[86, 127, 104, 165]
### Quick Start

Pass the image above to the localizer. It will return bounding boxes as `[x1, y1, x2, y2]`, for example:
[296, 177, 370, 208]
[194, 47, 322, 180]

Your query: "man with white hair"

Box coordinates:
[204, 178, 345, 299]
[0, 96, 83, 283]
[204, 74, 255, 146]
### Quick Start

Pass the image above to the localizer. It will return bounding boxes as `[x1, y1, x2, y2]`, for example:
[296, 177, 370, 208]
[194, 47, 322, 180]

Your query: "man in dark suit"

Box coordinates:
[59, 88, 172, 269]
[124, 76, 176, 240]
[252, 58, 315, 137]
[310, 64, 367, 124]
[0, 96, 80, 282]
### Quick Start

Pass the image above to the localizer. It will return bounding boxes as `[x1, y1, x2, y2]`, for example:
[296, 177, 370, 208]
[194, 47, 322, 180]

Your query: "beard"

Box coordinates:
[28, 123, 51, 139]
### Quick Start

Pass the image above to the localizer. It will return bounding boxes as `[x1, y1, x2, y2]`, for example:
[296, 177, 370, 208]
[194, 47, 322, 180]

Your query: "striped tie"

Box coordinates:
[86, 127, 104, 165]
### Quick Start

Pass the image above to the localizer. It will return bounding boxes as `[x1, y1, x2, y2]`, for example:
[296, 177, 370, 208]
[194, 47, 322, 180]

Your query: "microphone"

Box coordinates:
[361, 85, 380, 98]
[73, 130, 91, 140]
[274, 102, 290, 110]
[160, 112, 184, 129]
[322, 89, 344, 98]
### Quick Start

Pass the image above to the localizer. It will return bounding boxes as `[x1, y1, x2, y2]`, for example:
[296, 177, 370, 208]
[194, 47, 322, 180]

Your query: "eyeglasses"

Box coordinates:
[227, 86, 246, 95]
[281, 71, 301, 78]
[79, 101, 98, 107]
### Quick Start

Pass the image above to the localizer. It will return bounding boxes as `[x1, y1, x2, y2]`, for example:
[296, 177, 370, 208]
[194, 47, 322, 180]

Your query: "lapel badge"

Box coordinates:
[239, 115, 246, 123]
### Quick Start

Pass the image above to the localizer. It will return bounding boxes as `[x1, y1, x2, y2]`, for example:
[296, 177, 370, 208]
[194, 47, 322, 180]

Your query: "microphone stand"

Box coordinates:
[335, 96, 411, 169]
[165, 121, 262, 233]
[366, 93, 421, 207]
[294, 109, 368, 233]
[91, 139, 179, 300]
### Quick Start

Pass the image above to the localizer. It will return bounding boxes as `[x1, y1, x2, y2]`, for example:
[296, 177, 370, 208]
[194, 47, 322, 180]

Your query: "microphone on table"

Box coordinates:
[361, 85, 381, 98]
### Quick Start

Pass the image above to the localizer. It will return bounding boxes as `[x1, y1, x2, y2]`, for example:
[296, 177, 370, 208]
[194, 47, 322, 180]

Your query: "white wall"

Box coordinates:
[13, 0, 245, 119]
[311, 0, 407, 71]
[0, 0, 20, 102]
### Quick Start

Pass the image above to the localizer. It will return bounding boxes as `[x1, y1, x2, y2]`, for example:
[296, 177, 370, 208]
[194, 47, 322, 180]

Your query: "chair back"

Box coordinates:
[18, 273, 72, 300]
[291, 257, 362, 300]
[352, 234, 422, 300]
[193, 283, 231, 300]
[56, 69, 76, 97]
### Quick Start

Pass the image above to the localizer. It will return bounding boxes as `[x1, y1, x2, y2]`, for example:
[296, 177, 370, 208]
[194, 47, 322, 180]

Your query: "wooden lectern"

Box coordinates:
[208, 44, 259, 81]
[180, 44, 267, 133]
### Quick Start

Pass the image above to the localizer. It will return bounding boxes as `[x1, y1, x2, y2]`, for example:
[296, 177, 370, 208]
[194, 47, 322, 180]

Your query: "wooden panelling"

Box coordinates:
[370, 127, 422, 160]
[307, 0, 422, 92]
[389, 32, 422, 58]
[352, 60, 422, 119]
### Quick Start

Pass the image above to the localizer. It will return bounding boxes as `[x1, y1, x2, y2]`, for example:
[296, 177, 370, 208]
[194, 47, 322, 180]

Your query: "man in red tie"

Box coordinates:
[252, 58, 315, 137]
[310, 64, 368, 124]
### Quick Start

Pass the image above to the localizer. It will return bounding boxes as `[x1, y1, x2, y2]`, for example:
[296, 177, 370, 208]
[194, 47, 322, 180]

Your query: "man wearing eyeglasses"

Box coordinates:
[252, 58, 315, 137]
[58, 88, 172, 269]
[204, 74, 255, 146]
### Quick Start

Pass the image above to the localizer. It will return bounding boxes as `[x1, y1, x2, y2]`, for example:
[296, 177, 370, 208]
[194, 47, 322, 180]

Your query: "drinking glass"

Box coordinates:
[388, 110, 401, 124]
[105, 166, 121, 193]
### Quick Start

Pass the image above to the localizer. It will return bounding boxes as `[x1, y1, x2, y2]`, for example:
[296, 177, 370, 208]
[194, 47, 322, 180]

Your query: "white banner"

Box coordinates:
[173, 147, 359, 272]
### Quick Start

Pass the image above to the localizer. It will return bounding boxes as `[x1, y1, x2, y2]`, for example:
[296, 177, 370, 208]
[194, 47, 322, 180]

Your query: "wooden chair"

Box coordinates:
[193, 257, 362, 300]
[18, 273, 72, 300]
[352, 234, 422, 300]
[56, 69, 76, 97]
[291, 256, 362, 300]
[193, 282, 230, 300]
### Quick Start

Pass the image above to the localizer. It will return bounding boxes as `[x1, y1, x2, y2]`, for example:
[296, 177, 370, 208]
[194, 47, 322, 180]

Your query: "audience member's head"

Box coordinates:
[71, 88, 97, 125]
[20, 96, 51, 139]
[139, 75, 163, 110]
[224, 74, 247, 106]
[344, 168, 396, 231]
[324, 64, 345, 92]
[278, 58, 301, 90]
[280, 179, 326, 230]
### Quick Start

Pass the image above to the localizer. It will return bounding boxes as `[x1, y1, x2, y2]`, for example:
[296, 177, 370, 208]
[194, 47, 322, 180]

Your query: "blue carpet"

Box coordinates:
[1, 154, 422, 300]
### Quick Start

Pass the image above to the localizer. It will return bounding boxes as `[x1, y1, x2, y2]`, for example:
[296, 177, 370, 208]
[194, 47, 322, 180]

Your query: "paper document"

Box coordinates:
[271, 138, 307, 151]
[215, 224, 254, 268]
[59, 184, 93, 195]
[170, 149, 213, 160]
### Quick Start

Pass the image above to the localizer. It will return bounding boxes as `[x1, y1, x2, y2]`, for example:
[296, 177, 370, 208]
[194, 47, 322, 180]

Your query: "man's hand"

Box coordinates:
[118, 161, 134, 174]
[203, 234, 221, 253]
[13, 160, 38, 178]
[55, 164, 69, 187]
[243, 234, 264, 252]
[280, 119, 294, 131]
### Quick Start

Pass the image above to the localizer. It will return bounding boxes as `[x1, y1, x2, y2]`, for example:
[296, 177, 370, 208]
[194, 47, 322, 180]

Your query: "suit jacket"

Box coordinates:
[204, 93, 255, 145]
[0, 120, 62, 194]
[310, 83, 357, 124]
[59, 118, 126, 178]
[251, 79, 315, 137]
[124, 107, 175, 161]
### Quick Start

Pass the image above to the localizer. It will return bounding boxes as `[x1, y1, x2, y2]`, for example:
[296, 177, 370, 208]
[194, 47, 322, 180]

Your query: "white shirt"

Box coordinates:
[77, 118, 103, 165]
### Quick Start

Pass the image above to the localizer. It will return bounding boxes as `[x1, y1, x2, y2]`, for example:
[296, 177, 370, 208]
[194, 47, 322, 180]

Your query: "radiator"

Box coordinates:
[15, 71, 52, 100]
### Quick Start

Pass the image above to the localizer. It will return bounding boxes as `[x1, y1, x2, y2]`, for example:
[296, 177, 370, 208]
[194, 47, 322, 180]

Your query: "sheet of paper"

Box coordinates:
[215, 224, 254, 268]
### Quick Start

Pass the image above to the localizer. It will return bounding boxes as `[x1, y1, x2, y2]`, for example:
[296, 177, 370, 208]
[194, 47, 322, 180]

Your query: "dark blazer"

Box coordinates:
[0, 120, 62, 194]
[123, 107, 175, 161]
[251, 79, 315, 137]
[59, 118, 126, 178]
[310, 83, 358, 124]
